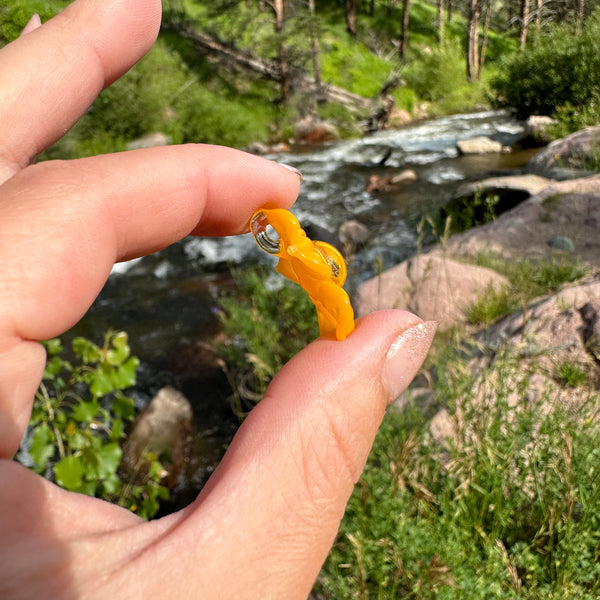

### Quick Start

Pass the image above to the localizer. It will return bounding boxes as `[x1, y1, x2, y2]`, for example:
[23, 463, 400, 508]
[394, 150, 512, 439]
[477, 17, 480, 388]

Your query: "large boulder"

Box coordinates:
[528, 125, 600, 178]
[444, 174, 551, 227]
[443, 182, 600, 270]
[355, 252, 509, 329]
[452, 174, 551, 202]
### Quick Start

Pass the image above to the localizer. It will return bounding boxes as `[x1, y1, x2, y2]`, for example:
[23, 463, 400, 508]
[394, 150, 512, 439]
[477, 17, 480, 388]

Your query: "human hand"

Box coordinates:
[0, 1, 435, 598]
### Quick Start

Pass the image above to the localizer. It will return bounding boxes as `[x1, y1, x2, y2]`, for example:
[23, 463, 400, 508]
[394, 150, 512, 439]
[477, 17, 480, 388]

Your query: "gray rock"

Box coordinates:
[338, 220, 369, 255]
[548, 235, 575, 252]
[528, 125, 600, 178]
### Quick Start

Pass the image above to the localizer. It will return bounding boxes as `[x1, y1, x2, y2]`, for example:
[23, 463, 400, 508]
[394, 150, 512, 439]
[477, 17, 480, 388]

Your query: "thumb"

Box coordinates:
[166, 310, 436, 599]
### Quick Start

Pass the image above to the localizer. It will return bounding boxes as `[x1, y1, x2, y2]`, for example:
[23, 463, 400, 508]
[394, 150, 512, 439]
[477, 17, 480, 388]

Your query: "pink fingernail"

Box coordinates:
[278, 162, 303, 182]
[382, 321, 437, 404]
[20, 14, 42, 36]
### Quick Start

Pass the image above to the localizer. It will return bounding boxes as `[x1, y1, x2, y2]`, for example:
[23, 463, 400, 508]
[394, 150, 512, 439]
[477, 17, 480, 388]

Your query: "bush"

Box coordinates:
[492, 9, 600, 129]
[403, 40, 488, 113]
[19, 332, 169, 520]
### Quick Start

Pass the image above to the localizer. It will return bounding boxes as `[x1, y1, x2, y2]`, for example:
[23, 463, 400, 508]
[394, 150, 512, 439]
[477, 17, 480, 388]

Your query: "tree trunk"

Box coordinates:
[479, 0, 493, 71]
[308, 0, 323, 99]
[345, 0, 357, 36]
[436, 0, 445, 42]
[273, 0, 290, 100]
[535, 0, 542, 41]
[399, 0, 410, 61]
[467, 0, 480, 81]
[519, 0, 530, 48]
[576, 0, 585, 33]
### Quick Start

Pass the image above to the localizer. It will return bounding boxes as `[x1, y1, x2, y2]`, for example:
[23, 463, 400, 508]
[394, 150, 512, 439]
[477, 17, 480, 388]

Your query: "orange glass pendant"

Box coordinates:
[250, 208, 355, 341]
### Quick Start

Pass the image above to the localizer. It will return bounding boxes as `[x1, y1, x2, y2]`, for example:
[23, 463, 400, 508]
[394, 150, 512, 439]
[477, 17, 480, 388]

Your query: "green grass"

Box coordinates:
[317, 346, 600, 598]
[467, 252, 587, 327]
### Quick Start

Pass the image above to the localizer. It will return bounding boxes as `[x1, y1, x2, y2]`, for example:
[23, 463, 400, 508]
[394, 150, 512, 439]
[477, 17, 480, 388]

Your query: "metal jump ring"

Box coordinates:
[251, 211, 281, 255]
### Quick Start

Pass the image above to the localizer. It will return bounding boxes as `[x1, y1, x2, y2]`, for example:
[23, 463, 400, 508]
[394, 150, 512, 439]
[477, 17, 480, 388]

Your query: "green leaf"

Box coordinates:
[112, 395, 135, 421]
[73, 337, 101, 364]
[106, 331, 130, 366]
[43, 338, 63, 356]
[43, 355, 70, 379]
[67, 429, 90, 451]
[95, 442, 122, 479]
[29, 424, 55, 470]
[76, 480, 97, 496]
[54, 455, 84, 490]
[87, 366, 115, 398]
[110, 418, 125, 440]
[102, 473, 122, 496]
[72, 400, 100, 422]
[114, 356, 139, 389]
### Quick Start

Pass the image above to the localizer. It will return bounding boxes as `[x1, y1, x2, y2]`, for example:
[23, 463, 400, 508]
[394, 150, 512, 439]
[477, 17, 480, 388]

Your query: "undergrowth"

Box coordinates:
[467, 253, 586, 326]
[317, 345, 600, 598]
[18, 332, 169, 520]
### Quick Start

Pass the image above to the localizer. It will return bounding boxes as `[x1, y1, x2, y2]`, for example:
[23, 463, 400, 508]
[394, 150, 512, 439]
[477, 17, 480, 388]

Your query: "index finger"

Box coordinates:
[0, 0, 161, 181]
[0, 144, 301, 341]
[0, 144, 300, 458]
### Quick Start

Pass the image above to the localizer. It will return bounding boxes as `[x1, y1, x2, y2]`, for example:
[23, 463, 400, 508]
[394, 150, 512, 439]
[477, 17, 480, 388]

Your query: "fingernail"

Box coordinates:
[20, 14, 42, 37]
[382, 320, 437, 404]
[278, 162, 303, 182]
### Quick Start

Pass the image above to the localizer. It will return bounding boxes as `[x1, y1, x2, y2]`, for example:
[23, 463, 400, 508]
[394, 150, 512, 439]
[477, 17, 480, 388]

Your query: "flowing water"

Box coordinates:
[76, 110, 535, 507]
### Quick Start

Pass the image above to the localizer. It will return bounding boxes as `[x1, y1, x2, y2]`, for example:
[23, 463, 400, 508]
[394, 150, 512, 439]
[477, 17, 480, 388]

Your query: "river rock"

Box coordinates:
[338, 219, 369, 256]
[388, 108, 412, 127]
[456, 136, 503, 154]
[127, 132, 171, 150]
[523, 115, 557, 145]
[528, 125, 600, 178]
[246, 141, 291, 155]
[453, 174, 551, 201]
[294, 117, 338, 143]
[120, 386, 194, 489]
[367, 169, 417, 192]
[355, 252, 509, 329]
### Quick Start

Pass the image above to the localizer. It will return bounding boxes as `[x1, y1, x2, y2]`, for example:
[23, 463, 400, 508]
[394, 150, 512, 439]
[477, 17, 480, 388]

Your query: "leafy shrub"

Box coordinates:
[21, 332, 169, 520]
[402, 40, 488, 113]
[404, 41, 466, 103]
[492, 9, 600, 129]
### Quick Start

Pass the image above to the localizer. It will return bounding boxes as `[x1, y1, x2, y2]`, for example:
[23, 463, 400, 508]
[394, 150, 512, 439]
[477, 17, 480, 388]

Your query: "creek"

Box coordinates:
[75, 109, 534, 509]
